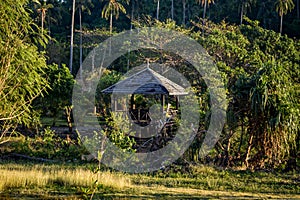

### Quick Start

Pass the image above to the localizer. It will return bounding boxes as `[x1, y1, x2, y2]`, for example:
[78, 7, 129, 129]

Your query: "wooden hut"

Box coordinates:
[101, 66, 187, 126]
[101, 66, 188, 152]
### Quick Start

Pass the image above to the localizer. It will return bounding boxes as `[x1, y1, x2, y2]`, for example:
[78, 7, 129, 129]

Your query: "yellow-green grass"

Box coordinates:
[0, 163, 131, 199]
[0, 163, 299, 199]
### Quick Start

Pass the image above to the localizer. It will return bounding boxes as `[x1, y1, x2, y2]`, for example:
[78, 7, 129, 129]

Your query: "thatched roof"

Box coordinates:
[101, 67, 187, 95]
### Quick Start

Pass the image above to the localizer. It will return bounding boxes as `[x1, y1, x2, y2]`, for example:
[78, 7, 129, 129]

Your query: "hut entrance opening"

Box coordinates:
[111, 92, 179, 127]
[130, 93, 180, 127]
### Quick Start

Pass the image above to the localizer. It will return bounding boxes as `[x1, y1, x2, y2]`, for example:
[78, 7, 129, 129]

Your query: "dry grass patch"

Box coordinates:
[0, 165, 131, 192]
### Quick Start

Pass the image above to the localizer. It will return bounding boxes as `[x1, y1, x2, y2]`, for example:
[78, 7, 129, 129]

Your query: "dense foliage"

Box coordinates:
[192, 19, 300, 169]
[25, 0, 300, 75]
[35, 64, 75, 126]
[0, 0, 49, 143]
[0, 0, 299, 171]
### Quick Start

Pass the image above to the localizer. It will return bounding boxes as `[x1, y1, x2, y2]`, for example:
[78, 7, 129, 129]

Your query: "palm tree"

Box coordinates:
[239, 0, 256, 25]
[196, 0, 214, 35]
[196, 0, 214, 19]
[275, 0, 295, 34]
[35, 0, 53, 34]
[102, 0, 128, 36]
[69, 0, 75, 73]
[77, 0, 93, 79]
[102, 0, 128, 55]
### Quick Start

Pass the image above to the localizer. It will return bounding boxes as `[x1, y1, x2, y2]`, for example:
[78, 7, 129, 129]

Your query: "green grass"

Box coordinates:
[131, 165, 300, 194]
[0, 161, 299, 199]
[40, 117, 69, 127]
[40, 116, 106, 128]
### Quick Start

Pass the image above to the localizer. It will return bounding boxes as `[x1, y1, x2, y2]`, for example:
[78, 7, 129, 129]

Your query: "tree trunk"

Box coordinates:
[171, 0, 174, 20]
[182, 0, 186, 25]
[223, 137, 231, 167]
[69, 0, 76, 73]
[130, 0, 134, 30]
[110, 12, 113, 36]
[238, 115, 244, 153]
[128, 0, 134, 71]
[79, 6, 83, 80]
[280, 14, 283, 34]
[137, 0, 140, 24]
[201, 0, 207, 36]
[187, 2, 190, 23]
[245, 133, 254, 168]
[240, 2, 244, 25]
[41, 12, 44, 34]
[65, 106, 73, 133]
[202, 0, 207, 19]
[109, 12, 113, 56]
[156, 0, 160, 20]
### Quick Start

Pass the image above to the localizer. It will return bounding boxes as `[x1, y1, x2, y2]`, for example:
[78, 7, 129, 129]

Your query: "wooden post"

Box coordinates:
[122, 97, 126, 111]
[175, 96, 179, 110]
[161, 94, 165, 114]
[114, 97, 117, 111]
[131, 94, 135, 109]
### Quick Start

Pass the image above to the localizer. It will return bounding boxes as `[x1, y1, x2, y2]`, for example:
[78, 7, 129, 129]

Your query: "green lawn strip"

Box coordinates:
[124, 185, 300, 199]
[40, 117, 69, 127]
[130, 167, 299, 194]
[0, 187, 82, 200]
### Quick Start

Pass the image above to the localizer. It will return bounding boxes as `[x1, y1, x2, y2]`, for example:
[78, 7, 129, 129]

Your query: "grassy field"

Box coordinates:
[0, 161, 299, 199]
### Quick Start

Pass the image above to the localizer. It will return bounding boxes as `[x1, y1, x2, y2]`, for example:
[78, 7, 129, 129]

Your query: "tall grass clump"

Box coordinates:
[0, 164, 131, 192]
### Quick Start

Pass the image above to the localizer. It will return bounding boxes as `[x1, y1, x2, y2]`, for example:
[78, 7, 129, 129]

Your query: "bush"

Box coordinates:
[11, 128, 84, 161]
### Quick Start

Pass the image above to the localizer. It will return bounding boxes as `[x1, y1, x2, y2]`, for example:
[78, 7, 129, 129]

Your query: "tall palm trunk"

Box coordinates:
[110, 12, 113, 35]
[130, 0, 134, 30]
[69, 0, 76, 73]
[137, 0, 140, 24]
[109, 12, 112, 56]
[240, 2, 244, 25]
[182, 0, 186, 25]
[202, 0, 207, 19]
[128, 0, 134, 71]
[41, 12, 44, 34]
[171, 0, 174, 20]
[156, 0, 160, 20]
[202, 0, 207, 35]
[79, 6, 83, 80]
[280, 14, 283, 34]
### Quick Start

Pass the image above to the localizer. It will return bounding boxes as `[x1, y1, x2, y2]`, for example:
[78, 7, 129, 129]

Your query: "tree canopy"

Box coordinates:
[0, 0, 50, 143]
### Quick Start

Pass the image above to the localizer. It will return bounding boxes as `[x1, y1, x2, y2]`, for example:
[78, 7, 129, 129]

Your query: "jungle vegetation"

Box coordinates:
[0, 0, 299, 172]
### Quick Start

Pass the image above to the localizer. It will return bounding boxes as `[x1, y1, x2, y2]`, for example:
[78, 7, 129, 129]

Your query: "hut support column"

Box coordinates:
[176, 96, 179, 110]
[114, 97, 117, 111]
[131, 94, 135, 110]
[161, 94, 165, 114]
